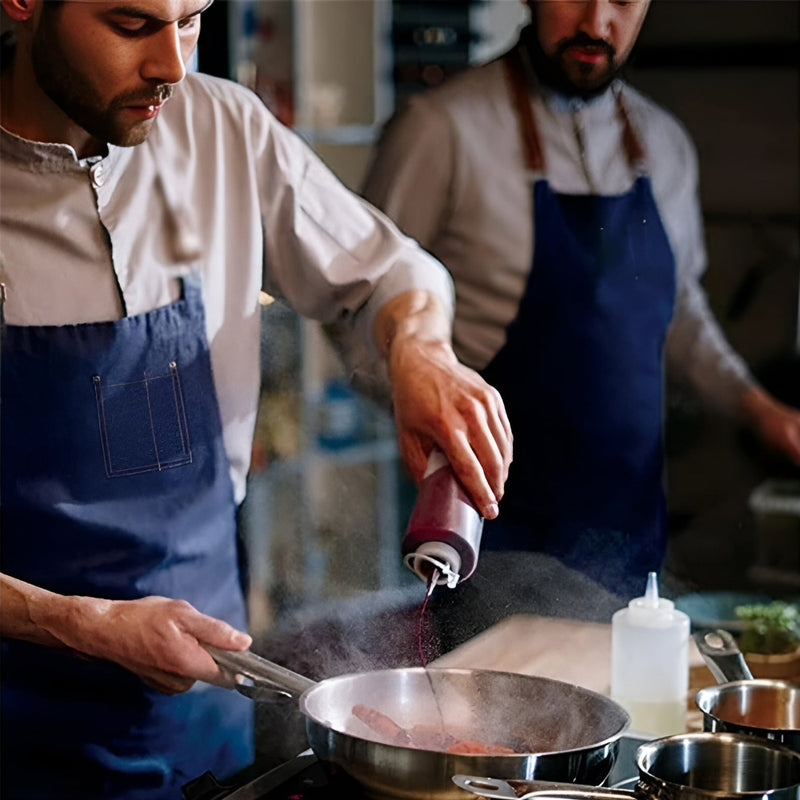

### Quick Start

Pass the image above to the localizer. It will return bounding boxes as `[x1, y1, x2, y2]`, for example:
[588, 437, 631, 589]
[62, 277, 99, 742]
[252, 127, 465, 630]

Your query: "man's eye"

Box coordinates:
[107, 16, 198, 37]
[110, 18, 150, 35]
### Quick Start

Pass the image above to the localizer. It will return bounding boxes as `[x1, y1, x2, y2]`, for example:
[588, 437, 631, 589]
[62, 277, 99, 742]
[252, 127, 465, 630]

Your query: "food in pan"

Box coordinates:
[350, 704, 517, 755]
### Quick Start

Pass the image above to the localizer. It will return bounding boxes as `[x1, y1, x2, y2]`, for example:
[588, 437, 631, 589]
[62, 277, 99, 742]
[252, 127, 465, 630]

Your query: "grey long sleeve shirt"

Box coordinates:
[362, 54, 753, 417]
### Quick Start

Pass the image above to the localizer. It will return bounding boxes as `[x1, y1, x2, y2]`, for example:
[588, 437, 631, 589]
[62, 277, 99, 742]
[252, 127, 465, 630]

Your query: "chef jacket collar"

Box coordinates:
[539, 79, 621, 115]
[0, 125, 126, 175]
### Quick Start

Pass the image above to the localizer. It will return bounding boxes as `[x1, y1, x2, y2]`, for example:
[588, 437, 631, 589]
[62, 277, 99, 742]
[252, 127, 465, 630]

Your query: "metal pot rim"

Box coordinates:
[695, 678, 800, 732]
[636, 732, 800, 794]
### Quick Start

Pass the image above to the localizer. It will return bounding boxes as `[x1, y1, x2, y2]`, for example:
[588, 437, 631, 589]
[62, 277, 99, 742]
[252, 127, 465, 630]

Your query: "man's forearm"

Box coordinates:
[739, 385, 800, 465]
[373, 289, 453, 360]
[372, 289, 512, 516]
[0, 573, 72, 647]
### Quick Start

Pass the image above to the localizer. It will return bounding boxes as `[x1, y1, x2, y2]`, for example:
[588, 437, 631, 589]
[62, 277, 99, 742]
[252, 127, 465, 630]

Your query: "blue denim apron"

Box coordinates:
[0, 277, 253, 799]
[481, 54, 676, 596]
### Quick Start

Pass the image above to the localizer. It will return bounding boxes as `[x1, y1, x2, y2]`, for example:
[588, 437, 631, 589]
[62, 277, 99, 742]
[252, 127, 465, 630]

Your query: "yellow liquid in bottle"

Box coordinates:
[613, 696, 686, 738]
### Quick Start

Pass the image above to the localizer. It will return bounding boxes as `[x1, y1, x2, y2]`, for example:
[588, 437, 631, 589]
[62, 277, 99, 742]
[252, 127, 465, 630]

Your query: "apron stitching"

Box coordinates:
[142, 369, 163, 471]
[92, 374, 114, 478]
[169, 360, 193, 462]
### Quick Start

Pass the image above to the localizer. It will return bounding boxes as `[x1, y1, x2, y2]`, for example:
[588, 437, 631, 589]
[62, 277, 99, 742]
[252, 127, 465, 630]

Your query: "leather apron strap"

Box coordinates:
[503, 44, 645, 173]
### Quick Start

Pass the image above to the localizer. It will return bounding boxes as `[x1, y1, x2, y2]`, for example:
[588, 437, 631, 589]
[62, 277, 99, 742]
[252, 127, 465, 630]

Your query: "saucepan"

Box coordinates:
[453, 731, 800, 800]
[693, 628, 800, 751]
[207, 647, 630, 800]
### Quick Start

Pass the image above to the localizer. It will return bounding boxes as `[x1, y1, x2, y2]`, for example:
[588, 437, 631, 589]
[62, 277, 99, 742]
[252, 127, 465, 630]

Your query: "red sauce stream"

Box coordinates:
[416, 574, 436, 667]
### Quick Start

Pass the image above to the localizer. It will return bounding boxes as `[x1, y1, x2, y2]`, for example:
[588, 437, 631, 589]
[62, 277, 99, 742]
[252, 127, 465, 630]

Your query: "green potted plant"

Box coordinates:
[734, 600, 800, 680]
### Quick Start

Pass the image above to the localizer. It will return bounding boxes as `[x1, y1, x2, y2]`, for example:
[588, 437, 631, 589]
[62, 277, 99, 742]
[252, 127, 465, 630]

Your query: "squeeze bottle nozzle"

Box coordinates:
[644, 571, 659, 606]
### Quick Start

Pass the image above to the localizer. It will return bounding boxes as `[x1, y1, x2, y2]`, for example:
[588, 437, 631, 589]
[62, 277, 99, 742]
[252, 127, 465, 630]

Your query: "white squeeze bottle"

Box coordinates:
[610, 571, 690, 737]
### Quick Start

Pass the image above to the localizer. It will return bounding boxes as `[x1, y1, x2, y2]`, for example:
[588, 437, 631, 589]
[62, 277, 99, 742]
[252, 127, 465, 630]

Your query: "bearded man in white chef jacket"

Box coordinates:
[0, 1, 513, 797]
[363, 0, 800, 600]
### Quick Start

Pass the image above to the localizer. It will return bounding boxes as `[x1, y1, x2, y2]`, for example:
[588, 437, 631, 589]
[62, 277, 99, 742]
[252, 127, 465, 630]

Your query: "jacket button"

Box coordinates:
[91, 163, 106, 187]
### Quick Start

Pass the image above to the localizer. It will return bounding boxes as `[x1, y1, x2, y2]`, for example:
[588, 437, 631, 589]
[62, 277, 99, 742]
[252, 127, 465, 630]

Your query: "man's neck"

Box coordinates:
[1, 58, 103, 158]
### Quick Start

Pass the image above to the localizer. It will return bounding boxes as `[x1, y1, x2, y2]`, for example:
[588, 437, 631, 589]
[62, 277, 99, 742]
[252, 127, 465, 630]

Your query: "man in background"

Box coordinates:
[363, 0, 800, 599]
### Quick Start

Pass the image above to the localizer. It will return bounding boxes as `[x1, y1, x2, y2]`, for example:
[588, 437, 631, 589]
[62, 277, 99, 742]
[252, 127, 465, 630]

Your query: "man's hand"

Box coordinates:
[1, 574, 250, 694]
[740, 385, 800, 466]
[375, 290, 513, 518]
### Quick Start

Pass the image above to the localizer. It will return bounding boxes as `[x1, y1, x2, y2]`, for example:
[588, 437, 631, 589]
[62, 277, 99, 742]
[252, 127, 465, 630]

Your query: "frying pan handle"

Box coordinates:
[205, 645, 317, 699]
[692, 628, 754, 684]
[451, 776, 633, 800]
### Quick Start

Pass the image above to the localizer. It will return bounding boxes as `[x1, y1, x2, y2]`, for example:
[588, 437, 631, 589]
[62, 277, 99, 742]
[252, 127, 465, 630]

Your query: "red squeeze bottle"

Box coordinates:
[401, 449, 484, 589]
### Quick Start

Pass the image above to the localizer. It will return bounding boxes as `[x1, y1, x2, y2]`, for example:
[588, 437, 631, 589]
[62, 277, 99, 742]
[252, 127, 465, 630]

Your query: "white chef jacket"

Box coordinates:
[362, 52, 754, 417]
[0, 72, 454, 503]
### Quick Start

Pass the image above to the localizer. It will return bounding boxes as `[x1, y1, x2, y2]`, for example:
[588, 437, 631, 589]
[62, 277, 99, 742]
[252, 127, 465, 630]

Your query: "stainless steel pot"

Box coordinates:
[207, 647, 630, 800]
[694, 629, 800, 751]
[454, 731, 800, 800]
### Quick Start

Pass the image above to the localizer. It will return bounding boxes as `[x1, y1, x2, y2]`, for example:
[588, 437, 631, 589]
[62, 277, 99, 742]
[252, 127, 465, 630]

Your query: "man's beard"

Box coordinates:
[521, 24, 623, 100]
[31, 8, 172, 147]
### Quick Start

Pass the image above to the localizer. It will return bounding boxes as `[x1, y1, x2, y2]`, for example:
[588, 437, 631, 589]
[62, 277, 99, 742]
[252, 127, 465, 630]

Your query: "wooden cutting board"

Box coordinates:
[431, 614, 615, 694]
[430, 614, 713, 730]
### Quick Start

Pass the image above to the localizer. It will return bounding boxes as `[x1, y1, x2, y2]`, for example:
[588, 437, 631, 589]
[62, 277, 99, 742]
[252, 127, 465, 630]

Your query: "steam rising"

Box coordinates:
[250, 550, 696, 765]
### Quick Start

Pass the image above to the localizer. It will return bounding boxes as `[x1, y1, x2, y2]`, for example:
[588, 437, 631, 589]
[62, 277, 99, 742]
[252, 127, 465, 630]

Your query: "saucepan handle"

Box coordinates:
[692, 628, 754, 684]
[451, 775, 633, 800]
[205, 645, 317, 701]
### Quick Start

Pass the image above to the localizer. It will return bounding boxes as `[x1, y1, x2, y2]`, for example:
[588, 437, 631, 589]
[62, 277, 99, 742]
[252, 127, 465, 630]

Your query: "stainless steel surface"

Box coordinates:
[637, 732, 800, 797]
[696, 679, 800, 752]
[452, 775, 628, 800]
[206, 649, 630, 799]
[205, 645, 317, 700]
[690, 628, 800, 751]
[302, 667, 629, 799]
[693, 628, 754, 683]
[455, 732, 800, 800]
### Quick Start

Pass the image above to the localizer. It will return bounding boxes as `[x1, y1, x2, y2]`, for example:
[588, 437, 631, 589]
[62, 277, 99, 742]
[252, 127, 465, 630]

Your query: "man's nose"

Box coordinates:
[577, 0, 613, 40]
[140, 24, 187, 85]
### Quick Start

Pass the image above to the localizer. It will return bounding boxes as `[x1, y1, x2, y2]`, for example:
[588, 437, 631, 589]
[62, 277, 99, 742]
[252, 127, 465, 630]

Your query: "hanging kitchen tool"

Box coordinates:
[454, 731, 800, 800]
[693, 628, 800, 751]
[205, 646, 629, 799]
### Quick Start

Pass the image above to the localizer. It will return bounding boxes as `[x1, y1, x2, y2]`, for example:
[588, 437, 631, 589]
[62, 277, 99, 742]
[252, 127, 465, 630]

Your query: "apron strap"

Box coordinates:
[504, 43, 645, 174]
[615, 91, 646, 173]
[504, 47, 544, 172]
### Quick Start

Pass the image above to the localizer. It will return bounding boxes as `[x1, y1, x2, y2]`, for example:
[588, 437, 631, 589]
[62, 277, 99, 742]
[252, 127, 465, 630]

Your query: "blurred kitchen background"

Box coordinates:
[194, 1, 799, 642]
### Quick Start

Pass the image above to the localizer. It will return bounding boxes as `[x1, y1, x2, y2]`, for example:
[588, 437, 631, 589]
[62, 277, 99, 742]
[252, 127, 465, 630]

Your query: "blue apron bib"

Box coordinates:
[481, 54, 676, 596]
[1, 277, 253, 799]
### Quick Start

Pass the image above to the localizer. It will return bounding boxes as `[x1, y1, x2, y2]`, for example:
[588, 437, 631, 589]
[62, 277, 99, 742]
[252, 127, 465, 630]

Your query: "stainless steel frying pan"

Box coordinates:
[207, 647, 630, 800]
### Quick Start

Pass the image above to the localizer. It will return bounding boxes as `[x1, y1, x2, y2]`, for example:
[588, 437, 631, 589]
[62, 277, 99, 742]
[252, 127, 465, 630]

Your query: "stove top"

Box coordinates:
[182, 736, 648, 800]
[182, 752, 351, 800]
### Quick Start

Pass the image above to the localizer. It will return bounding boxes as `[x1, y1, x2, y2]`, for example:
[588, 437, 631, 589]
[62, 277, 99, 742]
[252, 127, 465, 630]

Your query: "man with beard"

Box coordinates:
[363, 0, 800, 598]
[0, 1, 513, 798]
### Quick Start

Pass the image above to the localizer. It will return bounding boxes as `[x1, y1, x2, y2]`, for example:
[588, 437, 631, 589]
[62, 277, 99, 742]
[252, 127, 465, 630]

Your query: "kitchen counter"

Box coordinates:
[430, 613, 715, 733]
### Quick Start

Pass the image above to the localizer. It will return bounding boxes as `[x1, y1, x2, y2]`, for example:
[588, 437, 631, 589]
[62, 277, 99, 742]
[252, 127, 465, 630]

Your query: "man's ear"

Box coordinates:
[2, 0, 34, 23]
